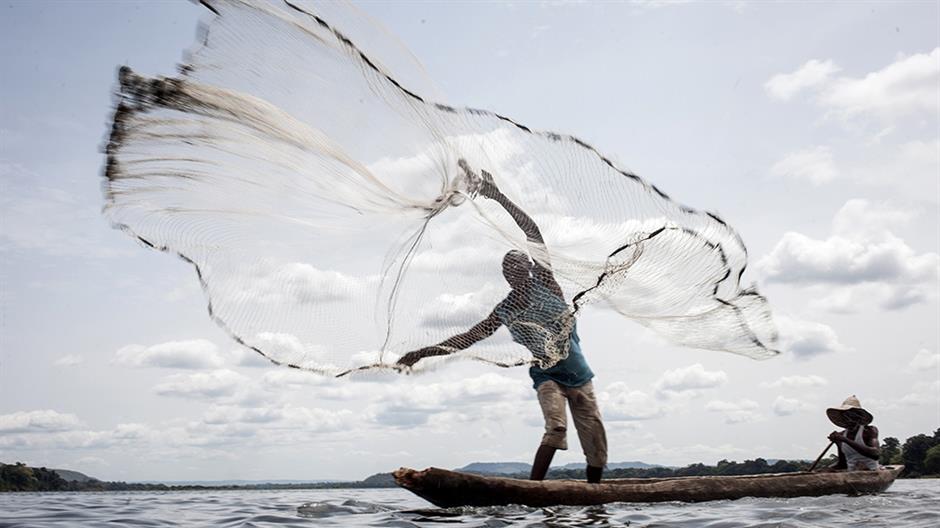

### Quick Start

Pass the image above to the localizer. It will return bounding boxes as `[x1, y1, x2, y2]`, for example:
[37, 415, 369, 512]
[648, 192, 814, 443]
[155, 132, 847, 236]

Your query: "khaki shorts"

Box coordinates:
[536, 380, 608, 468]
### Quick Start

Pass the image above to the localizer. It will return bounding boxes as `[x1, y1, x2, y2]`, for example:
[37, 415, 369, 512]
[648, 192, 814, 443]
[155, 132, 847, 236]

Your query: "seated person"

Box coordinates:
[824, 395, 880, 471]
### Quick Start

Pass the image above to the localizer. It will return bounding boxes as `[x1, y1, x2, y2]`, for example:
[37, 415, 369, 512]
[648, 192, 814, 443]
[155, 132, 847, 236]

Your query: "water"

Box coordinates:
[1, 480, 937, 527]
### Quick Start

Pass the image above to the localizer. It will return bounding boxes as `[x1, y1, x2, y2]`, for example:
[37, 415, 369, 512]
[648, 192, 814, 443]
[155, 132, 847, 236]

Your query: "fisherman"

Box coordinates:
[396, 163, 608, 484]
[823, 395, 880, 471]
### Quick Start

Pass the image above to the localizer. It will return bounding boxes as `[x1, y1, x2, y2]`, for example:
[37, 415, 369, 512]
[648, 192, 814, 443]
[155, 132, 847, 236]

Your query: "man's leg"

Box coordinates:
[568, 380, 608, 483]
[530, 444, 556, 481]
[532, 381, 568, 481]
[585, 465, 603, 484]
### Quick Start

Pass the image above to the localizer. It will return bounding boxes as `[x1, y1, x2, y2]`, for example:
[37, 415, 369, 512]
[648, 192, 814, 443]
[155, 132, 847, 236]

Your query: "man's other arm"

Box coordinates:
[396, 310, 502, 367]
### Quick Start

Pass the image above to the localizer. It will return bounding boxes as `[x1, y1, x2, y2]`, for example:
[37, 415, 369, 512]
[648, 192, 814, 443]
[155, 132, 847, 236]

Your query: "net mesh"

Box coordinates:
[103, 0, 779, 376]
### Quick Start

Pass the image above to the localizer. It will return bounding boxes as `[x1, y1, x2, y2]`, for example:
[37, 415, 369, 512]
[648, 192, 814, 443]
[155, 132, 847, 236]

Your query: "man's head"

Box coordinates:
[502, 250, 531, 290]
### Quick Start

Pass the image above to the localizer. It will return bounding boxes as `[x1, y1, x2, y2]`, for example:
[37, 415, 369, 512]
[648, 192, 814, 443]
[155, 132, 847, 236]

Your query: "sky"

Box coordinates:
[1, 0, 938, 482]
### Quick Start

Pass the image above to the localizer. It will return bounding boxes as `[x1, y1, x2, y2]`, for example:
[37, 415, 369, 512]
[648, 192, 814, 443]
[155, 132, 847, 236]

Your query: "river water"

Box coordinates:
[1, 480, 937, 527]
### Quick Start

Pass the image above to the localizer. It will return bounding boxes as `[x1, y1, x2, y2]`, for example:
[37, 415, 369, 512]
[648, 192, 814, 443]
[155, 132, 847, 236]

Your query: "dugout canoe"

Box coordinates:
[393, 465, 904, 507]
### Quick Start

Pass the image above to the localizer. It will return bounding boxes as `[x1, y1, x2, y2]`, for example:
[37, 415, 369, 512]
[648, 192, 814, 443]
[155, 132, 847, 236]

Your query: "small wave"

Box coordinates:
[297, 499, 394, 518]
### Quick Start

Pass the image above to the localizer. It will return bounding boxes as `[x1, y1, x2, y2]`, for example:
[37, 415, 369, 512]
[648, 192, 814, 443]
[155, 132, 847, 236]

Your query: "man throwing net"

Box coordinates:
[397, 162, 607, 484]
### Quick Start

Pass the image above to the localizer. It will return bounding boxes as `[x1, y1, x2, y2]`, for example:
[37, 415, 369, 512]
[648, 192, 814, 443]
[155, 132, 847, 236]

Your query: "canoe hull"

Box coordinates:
[393, 465, 904, 508]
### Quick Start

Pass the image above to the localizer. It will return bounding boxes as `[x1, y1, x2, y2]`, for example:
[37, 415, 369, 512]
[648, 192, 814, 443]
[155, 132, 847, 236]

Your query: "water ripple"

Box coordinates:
[0, 480, 936, 527]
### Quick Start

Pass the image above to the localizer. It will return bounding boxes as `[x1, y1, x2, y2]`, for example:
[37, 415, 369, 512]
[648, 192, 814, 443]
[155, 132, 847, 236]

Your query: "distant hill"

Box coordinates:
[457, 461, 667, 475]
[52, 469, 97, 483]
[562, 461, 667, 470]
[457, 462, 532, 475]
[361, 472, 396, 487]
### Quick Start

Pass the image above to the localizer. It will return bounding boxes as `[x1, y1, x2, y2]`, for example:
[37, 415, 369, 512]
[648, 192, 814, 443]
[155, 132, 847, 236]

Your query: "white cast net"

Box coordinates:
[103, 0, 779, 376]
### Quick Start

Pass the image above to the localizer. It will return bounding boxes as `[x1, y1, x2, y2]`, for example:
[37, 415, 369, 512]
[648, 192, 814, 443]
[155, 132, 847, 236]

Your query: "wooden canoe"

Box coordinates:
[393, 465, 904, 507]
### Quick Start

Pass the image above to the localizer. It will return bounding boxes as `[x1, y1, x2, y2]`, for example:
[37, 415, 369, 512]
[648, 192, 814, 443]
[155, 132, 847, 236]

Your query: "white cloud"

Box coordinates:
[228, 347, 273, 368]
[261, 369, 363, 400]
[371, 404, 443, 428]
[624, 441, 749, 464]
[109, 423, 150, 441]
[898, 138, 940, 170]
[761, 231, 933, 285]
[909, 348, 939, 371]
[0, 405, 353, 453]
[261, 369, 321, 389]
[250, 332, 327, 367]
[268, 263, 364, 304]
[419, 283, 503, 329]
[770, 146, 838, 185]
[242, 262, 372, 307]
[153, 369, 249, 399]
[760, 200, 939, 312]
[775, 315, 850, 359]
[819, 48, 940, 122]
[766, 48, 940, 123]
[898, 380, 940, 406]
[653, 363, 727, 396]
[277, 263, 362, 304]
[765, 59, 841, 101]
[115, 339, 225, 369]
[0, 410, 81, 433]
[202, 405, 284, 425]
[830, 198, 918, 240]
[869, 380, 939, 411]
[53, 354, 84, 367]
[410, 246, 505, 276]
[778, 139, 939, 205]
[812, 282, 930, 313]
[772, 396, 811, 416]
[704, 399, 758, 412]
[434, 373, 529, 403]
[275, 406, 352, 432]
[600, 383, 664, 421]
[761, 375, 828, 389]
[369, 373, 529, 427]
[704, 399, 762, 424]
[0, 429, 123, 450]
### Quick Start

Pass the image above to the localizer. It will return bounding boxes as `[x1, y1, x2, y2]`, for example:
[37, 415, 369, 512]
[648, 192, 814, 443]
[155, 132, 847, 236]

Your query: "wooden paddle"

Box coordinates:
[808, 441, 834, 472]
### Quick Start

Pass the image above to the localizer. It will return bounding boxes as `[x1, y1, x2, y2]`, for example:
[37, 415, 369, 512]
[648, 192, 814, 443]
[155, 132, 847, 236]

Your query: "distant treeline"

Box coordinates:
[0, 463, 395, 492]
[878, 428, 940, 478]
[542, 458, 809, 480]
[3, 428, 938, 492]
[1, 463, 72, 492]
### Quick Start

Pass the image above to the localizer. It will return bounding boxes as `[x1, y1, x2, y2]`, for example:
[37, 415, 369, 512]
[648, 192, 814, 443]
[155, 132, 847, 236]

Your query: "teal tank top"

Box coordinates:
[494, 276, 594, 389]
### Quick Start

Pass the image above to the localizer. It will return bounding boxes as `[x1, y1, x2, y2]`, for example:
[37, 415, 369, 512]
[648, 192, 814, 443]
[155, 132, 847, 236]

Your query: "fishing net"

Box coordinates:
[103, 0, 779, 376]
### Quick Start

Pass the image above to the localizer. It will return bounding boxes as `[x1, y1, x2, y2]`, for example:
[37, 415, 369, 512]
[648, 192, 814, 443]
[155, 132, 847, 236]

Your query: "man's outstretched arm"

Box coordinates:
[474, 167, 564, 298]
[476, 168, 544, 244]
[396, 310, 502, 367]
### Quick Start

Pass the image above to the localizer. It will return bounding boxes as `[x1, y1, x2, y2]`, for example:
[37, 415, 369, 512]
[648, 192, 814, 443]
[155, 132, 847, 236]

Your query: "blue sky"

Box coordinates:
[1, 0, 937, 481]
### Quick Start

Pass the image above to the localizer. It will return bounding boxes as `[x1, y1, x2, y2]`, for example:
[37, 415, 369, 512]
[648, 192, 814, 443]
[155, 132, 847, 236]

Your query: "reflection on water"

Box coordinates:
[0, 480, 937, 527]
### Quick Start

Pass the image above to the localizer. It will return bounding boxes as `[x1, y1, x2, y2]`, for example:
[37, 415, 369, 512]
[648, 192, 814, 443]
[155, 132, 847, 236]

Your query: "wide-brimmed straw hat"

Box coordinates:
[826, 395, 873, 428]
